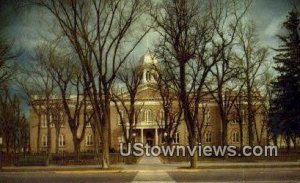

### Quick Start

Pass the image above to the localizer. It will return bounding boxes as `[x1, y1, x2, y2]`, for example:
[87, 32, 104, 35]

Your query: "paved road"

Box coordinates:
[0, 171, 136, 183]
[1, 168, 300, 183]
[168, 168, 300, 182]
[1, 156, 300, 182]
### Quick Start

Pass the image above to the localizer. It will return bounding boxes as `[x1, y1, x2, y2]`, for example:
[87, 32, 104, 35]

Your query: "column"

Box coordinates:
[141, 128, 144, 144]
[155, 128, 158, 145]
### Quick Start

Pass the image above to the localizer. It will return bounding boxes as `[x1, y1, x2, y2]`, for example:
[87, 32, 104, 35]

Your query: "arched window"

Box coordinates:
[86, 122, 92, 128]
[50, 113, 54, 128]
[204, 109, 210, 125]
[232, 131, 240, 143]
[145, 109, 152, 122]
[160, 109, 164, 121]
[118, 136, 124, 143]
[118, 110, 124, 125]
[241, 109, 246, 123]
[85, 134, 93, 146]
[59, 134, 65, 147]
[86, 113, 92, 127]
[146, 71, 151, 82]
[173, 132, 180, 144]
[41, 114, 47, 128]
[42, 135, 48, 147]
[205, 131, 212, 143]
[60, 111, 65, 128]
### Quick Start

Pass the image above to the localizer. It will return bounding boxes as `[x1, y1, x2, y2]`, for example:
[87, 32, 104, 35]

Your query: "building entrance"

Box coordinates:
[145, 131, 154, 147]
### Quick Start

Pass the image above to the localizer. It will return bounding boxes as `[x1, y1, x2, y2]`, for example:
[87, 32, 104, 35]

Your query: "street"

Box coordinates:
[0, 168, 300, 183]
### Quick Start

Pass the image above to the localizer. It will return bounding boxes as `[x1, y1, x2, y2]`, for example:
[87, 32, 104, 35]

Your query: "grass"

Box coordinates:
[1, 166, 124, 173]
[160, 150, 300, 163]
[177, 163, 300, 170]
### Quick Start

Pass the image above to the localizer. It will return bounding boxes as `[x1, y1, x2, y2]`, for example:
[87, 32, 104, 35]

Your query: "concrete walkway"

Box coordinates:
[130, 156, 176, 182]
[2, 158, 300, 172]
[123, 156, 183, 171]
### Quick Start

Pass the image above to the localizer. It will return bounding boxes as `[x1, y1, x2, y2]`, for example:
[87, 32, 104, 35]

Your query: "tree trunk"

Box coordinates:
[221, 116, 228, 159]
[221, 120, 228, 147]
[273, 135, 278, 146]
[247, 91, 254, 146]
[6, 139, 9, 153]
[93, 129, 98, 154]
[102, 120, 110, 169]
[73, 137, 81, 162]
[47, 115, 52, 158]
[55, 131, 59, 154]
[285, 136, 290, 151]
[37, 114, 41, 153]
[101, 96, 111, 169]
[190, 132, 198, 169]
[239, 121, 243, 149]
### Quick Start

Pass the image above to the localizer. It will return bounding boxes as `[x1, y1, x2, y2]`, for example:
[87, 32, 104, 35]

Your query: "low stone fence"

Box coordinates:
[1, 153, 140, 166]
[50, 153, 139, 165]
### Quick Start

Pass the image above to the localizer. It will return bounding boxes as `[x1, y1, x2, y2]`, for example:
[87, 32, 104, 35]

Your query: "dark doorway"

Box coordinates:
[146, 131, 154, 147]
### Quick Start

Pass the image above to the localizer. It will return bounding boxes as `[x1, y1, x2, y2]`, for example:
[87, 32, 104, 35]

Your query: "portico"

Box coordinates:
[126, 127, 159, 146]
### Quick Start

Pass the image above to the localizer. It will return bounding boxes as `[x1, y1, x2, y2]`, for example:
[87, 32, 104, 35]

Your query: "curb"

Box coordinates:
[1, 165, 300, 173]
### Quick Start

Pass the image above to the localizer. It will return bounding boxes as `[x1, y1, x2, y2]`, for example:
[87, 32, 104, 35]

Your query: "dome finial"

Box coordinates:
[143, 51, 157, 65]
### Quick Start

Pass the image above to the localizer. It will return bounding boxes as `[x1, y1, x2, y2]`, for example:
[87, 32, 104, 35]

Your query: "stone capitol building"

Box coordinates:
[29, 53, 267, 154]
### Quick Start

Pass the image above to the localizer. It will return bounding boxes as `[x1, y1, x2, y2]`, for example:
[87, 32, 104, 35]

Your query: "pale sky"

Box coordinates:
[0, 0, 299, 64]
[0, 0, 299, 114]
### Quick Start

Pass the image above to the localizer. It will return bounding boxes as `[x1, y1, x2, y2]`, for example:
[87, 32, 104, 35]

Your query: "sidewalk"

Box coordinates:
[123, 155, 180, 170]
[129, 156, 176, 182]
[1, 164, 120, 172]
[183, 161, 300, 169]
[1, 157, 300, 172]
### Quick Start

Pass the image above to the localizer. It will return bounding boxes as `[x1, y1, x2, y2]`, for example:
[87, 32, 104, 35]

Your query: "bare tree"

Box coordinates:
[205, 50, 244, 148]
[35, 0, 151, 168]
[253, 68, 273, 146]
[17, 46, 58, 158]
[153, 64, 182, 146]
[236, 22, 268, 146]
[0, 39, 16, 86]
[39, 43, 94, 159]
[0, 85, 29, 154]
[152, 0, 250, 168]
[197, 103, 210, 144]
[233, 93, 246, 149]
[111, 63, 143, 150]
[50, 102, 65, 154]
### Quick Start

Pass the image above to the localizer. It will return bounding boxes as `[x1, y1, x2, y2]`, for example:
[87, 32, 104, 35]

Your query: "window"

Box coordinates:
[233, 109, 245, 124]
[41, 114, 47, 128]
[85, 134, 93, 146]
[241, 109, 246, 123]
[173, 133, 180, 144]
[50, 112, 66, 128]
[50, 114, 54, 128]
[42, 135, 48, 147]
[86, 122, 92, 128]
[59, 134, 65, 147]
[118, 110, 124, 125]
[205, 131, 212, 143]
[160, 109, 164, 121]
[232, 131, 240, 143]
[231, 111, 238, 124]
[231, 120, 238, 124]
[146, 70, 151, 82]
[86, 113, 93, 127]
[204, 109, 210, 125]
[118, 136, 124, 143]
[145, 109, 152, 122]
[60, 112, 65, 127]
